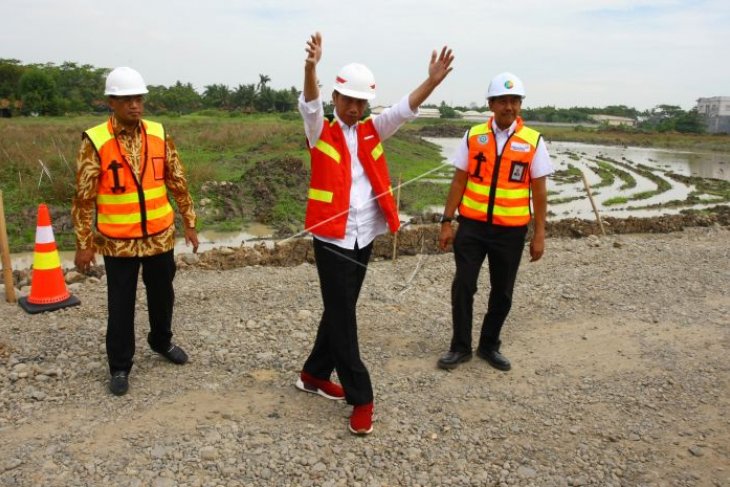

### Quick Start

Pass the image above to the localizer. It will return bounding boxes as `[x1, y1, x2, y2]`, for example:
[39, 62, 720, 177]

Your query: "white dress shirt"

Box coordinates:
[450, 119, 554, 178]
[298, 93, 418, 249]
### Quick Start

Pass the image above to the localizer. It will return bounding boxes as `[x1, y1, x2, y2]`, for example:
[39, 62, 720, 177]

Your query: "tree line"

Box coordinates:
[0, 59, 298, 116]
[0, 58, 707, 133]
[433, 101, 706, 134]
[521, 104, 706, 133]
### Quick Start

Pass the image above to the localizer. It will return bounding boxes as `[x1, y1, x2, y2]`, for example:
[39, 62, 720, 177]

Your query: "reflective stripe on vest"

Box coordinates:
[304, 117, 400, 238]
[96, 184, 168, 204]
[85, 119, 174, 238]
[371, 143, 384, 161]
[465, 180, 530, 199]
[461, 195, 531, 217]
[314, 139, 341, 163]
[97, 202, 174, 224]
[458, 117, 538, 226]
[86, 123, 115, 149]
[308, 188, 334, 203]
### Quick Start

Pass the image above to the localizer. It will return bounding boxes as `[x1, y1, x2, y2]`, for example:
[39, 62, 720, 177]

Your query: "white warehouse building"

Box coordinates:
[696, 96, 730, 133]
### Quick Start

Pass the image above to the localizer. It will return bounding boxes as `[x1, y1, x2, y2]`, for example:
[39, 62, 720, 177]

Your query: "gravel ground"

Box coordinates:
[1, 227, 728, 487]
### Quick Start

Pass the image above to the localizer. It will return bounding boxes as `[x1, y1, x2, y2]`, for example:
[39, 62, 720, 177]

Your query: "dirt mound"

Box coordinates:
[199, 156, 309, 235]
[417, 123, 470, 137]
[548, 206, 730, 237]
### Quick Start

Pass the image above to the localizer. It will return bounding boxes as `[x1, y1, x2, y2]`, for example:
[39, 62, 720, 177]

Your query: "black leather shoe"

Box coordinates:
[477, 348, 511, 371]
[437, 351, 473, 370]
[156, 344, 189, 365]
[109, 371, 129, 396]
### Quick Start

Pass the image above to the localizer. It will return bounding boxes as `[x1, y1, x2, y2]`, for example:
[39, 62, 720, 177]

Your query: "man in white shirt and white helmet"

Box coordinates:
[295, 32, 454, 435]
[437, 72, 553, 372]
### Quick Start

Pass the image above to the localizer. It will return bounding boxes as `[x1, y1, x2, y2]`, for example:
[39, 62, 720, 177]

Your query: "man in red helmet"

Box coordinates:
[295, 32, 454, 435]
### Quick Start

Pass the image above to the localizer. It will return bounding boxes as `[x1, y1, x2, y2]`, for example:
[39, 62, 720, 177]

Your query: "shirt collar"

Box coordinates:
[111, 115, 141, 136]
[334, 110, 357, 131]
[491, 118, 517, 136]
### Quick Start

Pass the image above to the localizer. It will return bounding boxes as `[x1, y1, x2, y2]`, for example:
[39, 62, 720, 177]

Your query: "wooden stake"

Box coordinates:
[0, 190, 17, 303]
[580, 170, 606, 236]
[392, 174, 402, 262]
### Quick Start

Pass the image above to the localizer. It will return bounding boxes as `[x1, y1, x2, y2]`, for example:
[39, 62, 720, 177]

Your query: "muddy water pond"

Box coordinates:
[424, 137, 730, 219]
[10, 223, 276, 271]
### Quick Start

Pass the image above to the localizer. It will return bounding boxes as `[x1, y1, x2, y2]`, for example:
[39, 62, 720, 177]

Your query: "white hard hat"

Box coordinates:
[486, 72, 525, 99]
[105, 67, 148, 96]
[333, 63, 376, 100]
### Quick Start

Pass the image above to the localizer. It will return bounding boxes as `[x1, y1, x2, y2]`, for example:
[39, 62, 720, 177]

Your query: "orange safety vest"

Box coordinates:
[84, 118, 174, 239]
[458, 117, 541, 226]
[305, 116, 400, 239]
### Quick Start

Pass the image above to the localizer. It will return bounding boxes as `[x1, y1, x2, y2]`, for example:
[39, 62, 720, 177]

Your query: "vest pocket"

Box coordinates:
[152, 157, 165, 180]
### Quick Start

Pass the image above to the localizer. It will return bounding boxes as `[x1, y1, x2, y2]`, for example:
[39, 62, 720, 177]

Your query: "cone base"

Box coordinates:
[19, 294, 81, 314]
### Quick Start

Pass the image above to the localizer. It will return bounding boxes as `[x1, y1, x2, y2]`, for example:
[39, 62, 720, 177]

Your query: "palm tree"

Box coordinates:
[257, 74, 271, 92]
[232, 83, 256, 111]
[202, 84, 231, 110]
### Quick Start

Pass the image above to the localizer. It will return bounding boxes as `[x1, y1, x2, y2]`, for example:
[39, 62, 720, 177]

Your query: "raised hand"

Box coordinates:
[305, 32, 322, 67]
[428, 46, 454, 85]
[408, 45, 455, 111]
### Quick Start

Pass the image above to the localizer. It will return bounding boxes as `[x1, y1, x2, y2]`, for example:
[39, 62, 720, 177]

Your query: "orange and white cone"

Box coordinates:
[19, 204, 80, 314]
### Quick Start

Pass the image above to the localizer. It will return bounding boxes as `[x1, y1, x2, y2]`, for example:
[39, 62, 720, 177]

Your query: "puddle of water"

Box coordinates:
[10, 223, 276, 271]
[553, 141, 730, 182]
[183, 222, 274, 254]
[423, 137, 729, 220]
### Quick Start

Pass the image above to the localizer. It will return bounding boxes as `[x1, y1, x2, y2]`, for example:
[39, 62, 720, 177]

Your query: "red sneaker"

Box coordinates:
[295, 371, 345, 400]
[348, 402, 374, 435]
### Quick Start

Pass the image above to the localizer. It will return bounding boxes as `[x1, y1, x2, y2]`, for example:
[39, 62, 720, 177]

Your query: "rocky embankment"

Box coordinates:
[10, 211, 730, 288]
[0, 222, 728, 486]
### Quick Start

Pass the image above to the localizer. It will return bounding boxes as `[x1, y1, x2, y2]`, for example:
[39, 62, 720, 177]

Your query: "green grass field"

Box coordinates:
[2, 113, 729, 251]
[0, 113, 446, 251]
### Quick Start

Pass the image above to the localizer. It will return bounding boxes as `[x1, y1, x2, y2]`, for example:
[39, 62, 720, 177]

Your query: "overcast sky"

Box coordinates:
[2, 0, 728, 111]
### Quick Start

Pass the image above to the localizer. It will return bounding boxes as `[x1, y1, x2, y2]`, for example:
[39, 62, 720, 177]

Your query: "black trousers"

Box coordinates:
[450, 217, 527, 353]
[103, 250, 177, 374]
[302, 238, 373, 405]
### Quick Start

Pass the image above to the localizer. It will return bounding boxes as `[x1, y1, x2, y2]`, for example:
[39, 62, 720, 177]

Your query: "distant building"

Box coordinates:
[418, 107, 440, 118]
[370, 105, 441, 119]
[589, 114, 636, 127]
[455, 109, 491, 121]
[696, 96, 730, 133]
[369, 105, 385, 115]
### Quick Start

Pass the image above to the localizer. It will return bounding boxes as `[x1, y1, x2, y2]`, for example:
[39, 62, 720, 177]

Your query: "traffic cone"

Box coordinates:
[19, 204, 80, 314]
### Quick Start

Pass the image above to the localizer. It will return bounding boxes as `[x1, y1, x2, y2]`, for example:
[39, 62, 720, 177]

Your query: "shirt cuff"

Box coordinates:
[182, 214, 197, 229]
[395, 95, 418, 120]
[76, 233, 94, 251]
[298, 93, 322, 114]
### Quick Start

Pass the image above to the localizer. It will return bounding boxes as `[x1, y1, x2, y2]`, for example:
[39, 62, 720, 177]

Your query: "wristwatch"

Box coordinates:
[439, 215, 454, 224]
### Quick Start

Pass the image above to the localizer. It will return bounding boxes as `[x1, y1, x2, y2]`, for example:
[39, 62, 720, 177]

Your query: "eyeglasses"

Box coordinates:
[109, 95, 144, 104]
[490, 96, 522, 107]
